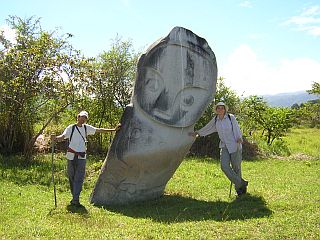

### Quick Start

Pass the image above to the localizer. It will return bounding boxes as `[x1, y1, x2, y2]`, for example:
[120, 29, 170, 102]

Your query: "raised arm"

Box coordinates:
[96, 124, 121, 133]
[51, 134, 65, 142]
[196, 117, 217, 137]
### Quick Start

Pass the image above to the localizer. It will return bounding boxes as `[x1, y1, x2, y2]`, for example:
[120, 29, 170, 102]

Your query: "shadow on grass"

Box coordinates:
[66, 204, 89, 217]
[102, 193, 272, 223]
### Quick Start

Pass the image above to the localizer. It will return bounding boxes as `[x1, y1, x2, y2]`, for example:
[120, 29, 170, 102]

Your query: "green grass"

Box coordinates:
[284, 127, 320, 158]
[0, 128, 319, 239]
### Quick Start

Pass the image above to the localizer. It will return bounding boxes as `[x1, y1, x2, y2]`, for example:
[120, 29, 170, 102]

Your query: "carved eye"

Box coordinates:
[146, 78, 160, 92]
[131, 128, 141, 139]
[183, 95, 194, 106]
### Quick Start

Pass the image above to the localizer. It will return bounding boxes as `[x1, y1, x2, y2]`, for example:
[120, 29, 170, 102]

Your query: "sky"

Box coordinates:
[1, 0, 320, 96]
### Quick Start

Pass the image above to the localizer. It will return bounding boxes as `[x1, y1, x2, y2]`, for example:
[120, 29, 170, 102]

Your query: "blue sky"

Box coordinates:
[1, 0, 320, 96]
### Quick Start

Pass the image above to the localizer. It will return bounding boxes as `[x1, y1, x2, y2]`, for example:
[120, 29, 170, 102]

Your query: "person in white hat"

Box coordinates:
[189, 102, 248, 197]
[52, 111, 121, 206]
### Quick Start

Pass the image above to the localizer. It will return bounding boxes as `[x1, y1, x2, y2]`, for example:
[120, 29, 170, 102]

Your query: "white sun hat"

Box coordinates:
[78, 111, 89, 119]
[214, 102, 228, 113]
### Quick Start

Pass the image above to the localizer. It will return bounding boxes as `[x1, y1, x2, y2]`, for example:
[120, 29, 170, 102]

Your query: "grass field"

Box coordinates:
[284, 127, 320, 158]
[0, 128, 319, 239]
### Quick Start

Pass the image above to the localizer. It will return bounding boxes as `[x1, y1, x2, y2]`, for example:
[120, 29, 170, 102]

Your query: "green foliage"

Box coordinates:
[97, 36, 138, 110]
[78, 37, 139, 153]
[0, 16, 90, 160]
[307, 81, 320, 95]
[255, 138, 291, 156]
[239, 96, 267, 136]
[296, 81, 320, 127]
[241, 96, 296, 145]
[0, 15, 141, 157]
[294, 99, 320, 128]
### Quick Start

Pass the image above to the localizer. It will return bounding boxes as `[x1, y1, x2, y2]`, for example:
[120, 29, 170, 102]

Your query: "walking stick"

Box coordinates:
[229, 181, 232, 198]
[51, 135, 57, 208]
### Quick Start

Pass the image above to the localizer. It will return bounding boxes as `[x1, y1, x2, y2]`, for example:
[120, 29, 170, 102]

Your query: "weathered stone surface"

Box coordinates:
[90, 27, 217, 205]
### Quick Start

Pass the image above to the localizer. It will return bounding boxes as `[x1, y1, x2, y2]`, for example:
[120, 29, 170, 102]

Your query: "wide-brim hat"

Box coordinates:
[78, 111, 89, 119]
[214, 102, 228, 113]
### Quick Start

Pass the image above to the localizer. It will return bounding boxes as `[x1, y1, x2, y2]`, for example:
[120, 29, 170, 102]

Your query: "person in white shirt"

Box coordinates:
[189, 102, 248, 197]
[52, 111, 120, 206]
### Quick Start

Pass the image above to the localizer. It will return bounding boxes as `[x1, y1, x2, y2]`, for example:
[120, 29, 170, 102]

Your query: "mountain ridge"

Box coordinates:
[261, 91, 319, 107]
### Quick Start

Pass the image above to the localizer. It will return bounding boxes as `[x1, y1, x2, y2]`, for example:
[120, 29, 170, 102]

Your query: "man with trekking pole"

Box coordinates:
[189, 102, 248, 197]
[51, 111, 120, 206]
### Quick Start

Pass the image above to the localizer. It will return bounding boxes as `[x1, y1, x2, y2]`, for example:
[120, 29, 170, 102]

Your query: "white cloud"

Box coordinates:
[220, 44, 320, 96]
[285, 16, 320, 25]
[302, 5, 320, 16]
[284, 5, 320, 36]
[0, 25, 17, 44]
[299, 25, 320, 36]
[239, 1, 253, 8]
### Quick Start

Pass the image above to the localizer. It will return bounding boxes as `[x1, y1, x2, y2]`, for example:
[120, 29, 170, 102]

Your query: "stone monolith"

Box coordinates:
[90, 26, 217, 205]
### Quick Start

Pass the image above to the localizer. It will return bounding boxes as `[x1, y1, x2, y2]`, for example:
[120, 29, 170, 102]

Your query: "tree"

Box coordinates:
[294, 101, 320, 128]
[98, 37, 138, 110]
[77, 37, 139, 153]
[307, 81, 320, 95]
[303, 81, 320, 127]
[241, 96, 296, 145]
[0, 16, 88, 160]
[239, 96, 267, 137]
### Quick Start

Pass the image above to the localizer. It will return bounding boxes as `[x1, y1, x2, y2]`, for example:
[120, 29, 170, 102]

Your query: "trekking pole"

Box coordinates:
[229, 181, 232, 198]
[51, 134, 57, 208]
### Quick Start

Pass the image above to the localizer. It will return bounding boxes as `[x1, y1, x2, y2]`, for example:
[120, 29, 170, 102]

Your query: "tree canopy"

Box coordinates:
[0, 16, 89, 159]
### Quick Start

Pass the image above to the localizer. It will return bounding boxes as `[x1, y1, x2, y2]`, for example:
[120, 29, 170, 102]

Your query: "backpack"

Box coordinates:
[214, 114, 234, 133]
[68, 124, 87, 147]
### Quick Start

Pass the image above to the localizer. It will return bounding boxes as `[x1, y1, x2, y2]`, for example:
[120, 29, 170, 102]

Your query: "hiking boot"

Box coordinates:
[70, 200, 81, 206]
[236, 188, 244, 197]
[236, 179, 248, 197]
[241, 179, 248, 194]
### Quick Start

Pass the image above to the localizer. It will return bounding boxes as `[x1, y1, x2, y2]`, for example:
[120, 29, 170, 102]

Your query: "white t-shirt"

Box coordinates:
[63, 124, 96, 160]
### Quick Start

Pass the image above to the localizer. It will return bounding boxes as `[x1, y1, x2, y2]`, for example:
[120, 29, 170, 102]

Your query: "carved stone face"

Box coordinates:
[90, 27, 217, 205]
[134, 36, 216, 127]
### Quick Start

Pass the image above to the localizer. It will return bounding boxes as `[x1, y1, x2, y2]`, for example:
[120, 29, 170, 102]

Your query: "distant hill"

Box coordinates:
[261, 91, 319, 107]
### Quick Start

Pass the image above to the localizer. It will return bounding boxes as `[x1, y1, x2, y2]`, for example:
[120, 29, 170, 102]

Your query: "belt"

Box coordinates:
[67, 147, 86, 158]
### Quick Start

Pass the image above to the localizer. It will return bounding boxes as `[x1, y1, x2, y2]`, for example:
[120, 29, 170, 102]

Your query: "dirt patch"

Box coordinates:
[274, 153, 318, 161]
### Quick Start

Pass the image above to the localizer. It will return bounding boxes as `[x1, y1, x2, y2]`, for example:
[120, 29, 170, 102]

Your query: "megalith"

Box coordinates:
[90, 27, 217, 205]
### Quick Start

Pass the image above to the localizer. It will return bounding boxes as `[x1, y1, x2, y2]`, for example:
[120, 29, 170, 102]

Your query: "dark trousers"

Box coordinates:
[67, 156, 86, 202]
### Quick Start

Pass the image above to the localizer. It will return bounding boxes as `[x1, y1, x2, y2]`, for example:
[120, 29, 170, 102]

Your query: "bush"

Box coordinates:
[242, 137, 260, 160]
[255, 138, 291, 157]
[189, 134, 260, 160]
[189, 133, 220, 159]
